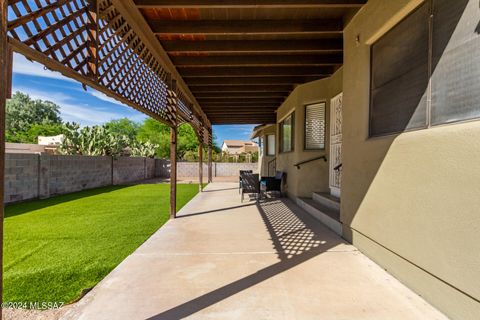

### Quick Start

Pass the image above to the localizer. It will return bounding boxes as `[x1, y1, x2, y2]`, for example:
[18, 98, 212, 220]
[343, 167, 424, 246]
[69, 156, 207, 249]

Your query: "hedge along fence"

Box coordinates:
[4, 154, 258, 204]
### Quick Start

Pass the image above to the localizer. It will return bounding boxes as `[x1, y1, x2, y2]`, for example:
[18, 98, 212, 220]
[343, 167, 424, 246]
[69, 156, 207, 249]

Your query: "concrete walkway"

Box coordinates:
[62, 182, 447, 320]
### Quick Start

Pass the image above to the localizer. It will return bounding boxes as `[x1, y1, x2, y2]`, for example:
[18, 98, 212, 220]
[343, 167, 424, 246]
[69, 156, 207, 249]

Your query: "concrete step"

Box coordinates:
[296, 197, 342, 236]
[312, 192, 340, 211]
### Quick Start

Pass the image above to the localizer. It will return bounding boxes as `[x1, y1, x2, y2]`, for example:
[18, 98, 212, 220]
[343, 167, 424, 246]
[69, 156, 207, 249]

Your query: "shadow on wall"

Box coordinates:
[344, 0, 472, 230]
[147, 198, 344, 319]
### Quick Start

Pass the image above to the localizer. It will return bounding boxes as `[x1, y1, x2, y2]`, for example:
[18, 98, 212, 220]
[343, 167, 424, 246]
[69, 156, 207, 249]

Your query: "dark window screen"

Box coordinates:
[370, 3, 430, 136]
[431, 0, 480, 125]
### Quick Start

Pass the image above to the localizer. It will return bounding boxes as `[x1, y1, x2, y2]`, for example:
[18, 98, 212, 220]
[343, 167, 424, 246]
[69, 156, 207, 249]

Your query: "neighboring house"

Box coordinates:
[221, 140, 258, 155]
[38, 134, 64, 146]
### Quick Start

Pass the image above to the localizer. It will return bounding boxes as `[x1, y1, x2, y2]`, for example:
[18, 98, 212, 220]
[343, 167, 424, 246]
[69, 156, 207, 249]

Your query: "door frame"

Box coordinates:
[329, 92, 343, 198]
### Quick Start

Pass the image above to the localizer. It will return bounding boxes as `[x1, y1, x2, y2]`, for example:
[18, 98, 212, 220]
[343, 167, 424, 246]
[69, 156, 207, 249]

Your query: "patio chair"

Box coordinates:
[240, 173, 260, 202]
[260, 171, 285, 197]
[239, 170, 253, 193]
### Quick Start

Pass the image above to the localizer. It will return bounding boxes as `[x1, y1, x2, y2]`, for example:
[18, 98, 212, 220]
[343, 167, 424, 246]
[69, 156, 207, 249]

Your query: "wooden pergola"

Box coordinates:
[0, 0, 365, 313]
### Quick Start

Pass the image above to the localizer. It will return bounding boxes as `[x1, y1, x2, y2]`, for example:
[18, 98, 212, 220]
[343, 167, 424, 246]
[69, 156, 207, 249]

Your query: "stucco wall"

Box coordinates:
[342, 0, 480, 319]
[275, 68, 343, 198]
[256, 125, 276, 177]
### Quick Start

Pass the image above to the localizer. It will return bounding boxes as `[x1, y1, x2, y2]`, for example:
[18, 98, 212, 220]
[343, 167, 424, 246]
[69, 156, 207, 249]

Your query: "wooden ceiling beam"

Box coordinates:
[206, 112, 276, 116]
[195, 92, 287, 98]
[184, 76, 324, 85]
[135, 0, 366, 8]
[179, 66, 334, 77]
[203, 105, 279, 109]
[190, 85, 292, 93]
[201, 102, 279, 107]
[172, 54, 342, 67]
[212, 119, 276, 124]
[197, 97, 284, 104]
[163, 39, 343, 53]
[149, 19, 342, 35]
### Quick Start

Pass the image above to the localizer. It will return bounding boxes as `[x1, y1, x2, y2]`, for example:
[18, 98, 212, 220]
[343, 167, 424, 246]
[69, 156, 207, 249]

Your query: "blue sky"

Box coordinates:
[11, 53, 256, 146]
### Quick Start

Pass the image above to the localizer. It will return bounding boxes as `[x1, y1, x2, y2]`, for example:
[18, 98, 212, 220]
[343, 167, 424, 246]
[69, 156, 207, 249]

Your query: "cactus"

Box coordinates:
[58, 122, 156, 158]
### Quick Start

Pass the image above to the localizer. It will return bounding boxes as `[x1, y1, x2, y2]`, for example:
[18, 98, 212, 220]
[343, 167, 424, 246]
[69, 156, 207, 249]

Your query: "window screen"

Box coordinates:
[280, 113, 294, 153]
[370, 0, 480, 135]
[305, 102, 326, 150]
[370, 3, 430, 136]
[431, 0, 480, 124]
[267, 134, 275, 156]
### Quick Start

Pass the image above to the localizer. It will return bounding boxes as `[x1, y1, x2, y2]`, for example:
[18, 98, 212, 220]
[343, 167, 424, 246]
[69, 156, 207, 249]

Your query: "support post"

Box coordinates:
[0, 0, 8, 316]
[208, 144, 213, 183]
[170, 126, 177, 218]
[166, 76, 178, 218]
[198, 142, 203, 192]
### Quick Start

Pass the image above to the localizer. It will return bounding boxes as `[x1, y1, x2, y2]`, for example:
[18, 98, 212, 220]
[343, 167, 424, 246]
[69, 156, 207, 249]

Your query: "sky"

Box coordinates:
[11, 53, 256, 146]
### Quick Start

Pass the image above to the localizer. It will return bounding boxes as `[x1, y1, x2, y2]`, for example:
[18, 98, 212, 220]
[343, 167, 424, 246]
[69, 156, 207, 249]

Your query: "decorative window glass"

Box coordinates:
[267, 134, 275, 156]
[280, 113, 294, 153]
[305, 102, 326, 150]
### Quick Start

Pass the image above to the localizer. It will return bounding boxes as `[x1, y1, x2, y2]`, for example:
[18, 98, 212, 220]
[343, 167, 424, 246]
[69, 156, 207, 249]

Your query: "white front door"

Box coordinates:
[329, 93, 343, 197]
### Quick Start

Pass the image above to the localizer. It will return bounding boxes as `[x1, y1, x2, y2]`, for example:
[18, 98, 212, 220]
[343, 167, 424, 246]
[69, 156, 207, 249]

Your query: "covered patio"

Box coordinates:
[61, 182, 446, 319]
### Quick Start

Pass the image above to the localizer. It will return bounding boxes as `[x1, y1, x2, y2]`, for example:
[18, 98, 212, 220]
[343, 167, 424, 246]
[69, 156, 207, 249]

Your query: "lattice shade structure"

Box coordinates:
[6, 0, 211, 143]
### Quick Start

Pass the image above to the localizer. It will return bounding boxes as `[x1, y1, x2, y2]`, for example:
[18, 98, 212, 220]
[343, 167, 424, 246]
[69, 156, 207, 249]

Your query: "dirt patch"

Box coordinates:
[3, 304, 73, 320]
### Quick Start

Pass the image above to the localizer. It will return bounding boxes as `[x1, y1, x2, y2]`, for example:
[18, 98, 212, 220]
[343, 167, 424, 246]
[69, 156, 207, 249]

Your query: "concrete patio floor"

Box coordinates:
[62, 182, 447, 320]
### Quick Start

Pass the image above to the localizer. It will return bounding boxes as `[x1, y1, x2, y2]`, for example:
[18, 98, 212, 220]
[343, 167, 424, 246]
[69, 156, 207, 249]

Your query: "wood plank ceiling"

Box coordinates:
[134, 0, 365, 124]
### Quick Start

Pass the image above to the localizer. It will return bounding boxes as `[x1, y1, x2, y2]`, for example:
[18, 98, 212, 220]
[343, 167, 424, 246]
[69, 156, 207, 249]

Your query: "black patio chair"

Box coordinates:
[239, 170, 253, 194]
[260, 171, 285, 196]
[240, 173, 260, 202]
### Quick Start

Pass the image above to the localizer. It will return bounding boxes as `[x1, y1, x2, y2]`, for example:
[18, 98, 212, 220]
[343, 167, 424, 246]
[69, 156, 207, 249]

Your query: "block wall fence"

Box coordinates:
[4, 154, 257, 204]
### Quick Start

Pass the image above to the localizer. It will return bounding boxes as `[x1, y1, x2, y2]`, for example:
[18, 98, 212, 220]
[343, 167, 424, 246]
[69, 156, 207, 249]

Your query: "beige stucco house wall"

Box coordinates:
[251, 1, 480, 318]
[275, 68, 342, 198]
[341, 0, 480, 319]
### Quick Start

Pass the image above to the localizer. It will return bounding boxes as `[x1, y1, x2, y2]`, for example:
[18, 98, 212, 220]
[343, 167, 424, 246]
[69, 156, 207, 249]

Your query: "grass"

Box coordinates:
[4, 183, 201, 305]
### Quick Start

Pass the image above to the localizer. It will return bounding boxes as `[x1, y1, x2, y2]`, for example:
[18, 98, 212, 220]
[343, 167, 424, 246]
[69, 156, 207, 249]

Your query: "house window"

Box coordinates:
[304, 102, 326, 150]
[280, 113, 294, 153]
[370, 2, 429, 137]
[370, 0, 480, 137]
[267, 134, 275, 156]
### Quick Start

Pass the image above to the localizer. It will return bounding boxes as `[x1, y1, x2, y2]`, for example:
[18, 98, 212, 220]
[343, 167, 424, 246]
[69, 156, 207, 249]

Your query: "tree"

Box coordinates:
[104, 118, 140, 141]
[136, 118, 170, 158]
[6, 92, 62, 142]
[136, 119, 200, 160]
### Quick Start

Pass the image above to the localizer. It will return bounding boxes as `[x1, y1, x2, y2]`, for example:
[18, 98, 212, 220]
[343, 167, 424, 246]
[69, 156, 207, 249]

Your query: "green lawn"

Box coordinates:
[4, 183, 200, 305]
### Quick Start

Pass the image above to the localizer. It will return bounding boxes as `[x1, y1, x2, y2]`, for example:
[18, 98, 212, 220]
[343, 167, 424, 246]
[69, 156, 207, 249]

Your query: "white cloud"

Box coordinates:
[13, 53, 144, 117]
[88, 90, 127, 108]
[12, 86, 144, 126]
[13, 53, 75, 82]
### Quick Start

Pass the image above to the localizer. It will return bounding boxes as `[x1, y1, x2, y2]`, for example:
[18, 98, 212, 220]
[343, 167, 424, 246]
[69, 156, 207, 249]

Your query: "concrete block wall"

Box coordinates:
[4, 154, 39, 203]
[4, 154, 158, 204]
[4, 155, 258, 203]
[113, 157, 147, 185]
[213, 162, 258, 177]
[146, 158, 155, 179]
[47, 155, 111, 196]
[155, 160, 258, 178]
